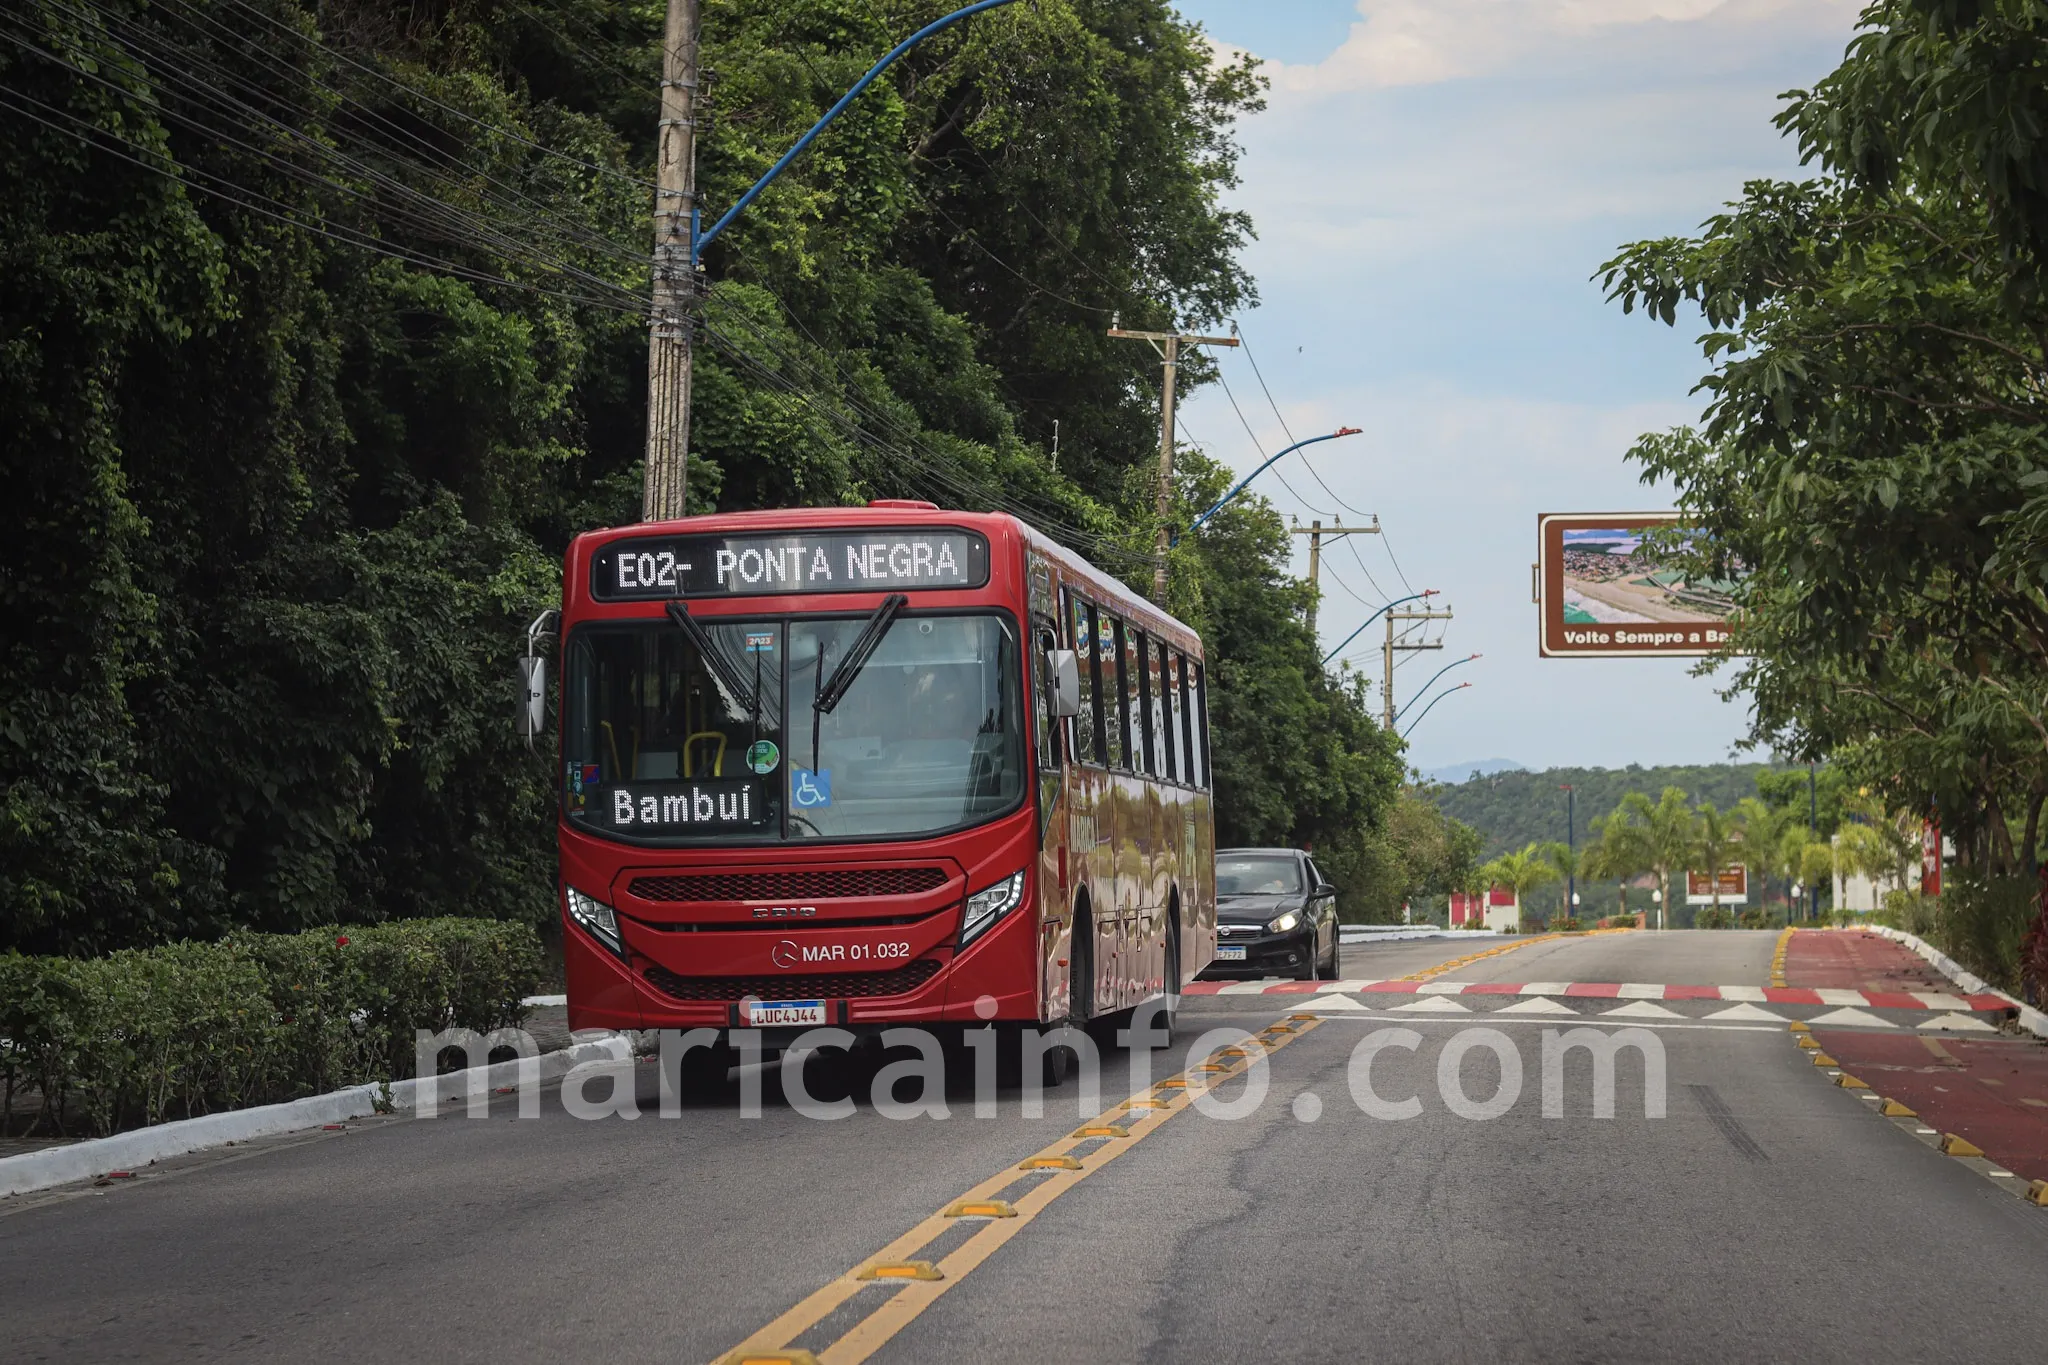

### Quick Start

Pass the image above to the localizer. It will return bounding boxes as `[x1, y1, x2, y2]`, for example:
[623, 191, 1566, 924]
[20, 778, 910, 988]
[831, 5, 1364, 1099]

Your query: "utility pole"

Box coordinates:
[1382, 605, 1452, 730]
[1108, 324, 1238, 603]
[1290, 517, 1379, 634]
[643, 0, 701, 522]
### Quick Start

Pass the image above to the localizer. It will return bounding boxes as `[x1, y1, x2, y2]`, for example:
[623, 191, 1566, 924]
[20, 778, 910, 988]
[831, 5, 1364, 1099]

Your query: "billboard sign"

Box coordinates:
[1536, 512, 1741, 657]
[1684, 868, 1748, 905]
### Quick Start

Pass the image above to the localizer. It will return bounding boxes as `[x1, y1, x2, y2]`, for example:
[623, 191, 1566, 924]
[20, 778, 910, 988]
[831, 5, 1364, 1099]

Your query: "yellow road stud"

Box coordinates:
[857, 1261, 944, 1282]
[1072, 1125, 1129, 1139]
[1797, 1036, 1820, 1050]
[1811, 1052, 1838, 1067]
[944, 1200, 1018, 1218]
[1939, 1133, 1985, 1158]
[1155, 1078, 1189, 1090]
[1836, 1074, 1871, 1090]
[1880, 1099, 1917, 1118]
[1122, 1098, 1167, 1110]
[1789, 1022, 1811, 1033]
[1288, 1013, 1319, 1022]
[1019, 1155, 1083, 1171]
[1195, 1063, 1233, 1074]
[2026, 1180, 2048, 1207]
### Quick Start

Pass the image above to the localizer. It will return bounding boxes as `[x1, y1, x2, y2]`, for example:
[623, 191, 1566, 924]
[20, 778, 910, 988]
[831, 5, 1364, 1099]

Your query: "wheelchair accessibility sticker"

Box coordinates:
[791, 768, 833, 808]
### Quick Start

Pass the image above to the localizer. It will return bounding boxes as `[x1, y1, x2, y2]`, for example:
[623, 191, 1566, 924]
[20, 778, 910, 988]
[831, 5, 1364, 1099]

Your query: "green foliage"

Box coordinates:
[1334, 791, 1483, 923]
[1598, 0, 2048, 885]
[0, 918, 542, 1137]
[0, 0, 1303, 951]
[1427, 764, 1786, 857]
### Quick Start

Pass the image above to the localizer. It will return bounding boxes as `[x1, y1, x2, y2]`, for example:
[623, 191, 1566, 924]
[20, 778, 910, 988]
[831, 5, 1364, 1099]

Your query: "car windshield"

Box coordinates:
[1216, 854, 1303, 896]
[562, 612, 1023, 843]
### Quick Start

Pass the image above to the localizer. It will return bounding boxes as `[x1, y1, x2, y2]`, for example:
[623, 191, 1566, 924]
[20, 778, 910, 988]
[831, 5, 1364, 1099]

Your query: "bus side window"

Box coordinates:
[1107, 620, 1123, 771]
[1120, 620, 1145, 774]
[1101, 610, 1125, 769]
[1193, 661, 1212, 789]
[1176, 652, 1196, 786]
[1033, 621, 1062, 769]
[1069, 596, 1099, 764]
[1133, 632, 1156, 776]
[1171, 654, 1187, 785]
[1148, 638, 1172, 781]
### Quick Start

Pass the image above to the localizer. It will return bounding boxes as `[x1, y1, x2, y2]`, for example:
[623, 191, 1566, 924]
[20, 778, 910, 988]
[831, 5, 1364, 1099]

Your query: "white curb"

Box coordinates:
[1339, 926, 1457, 944]
[1866, 925, 2048, 1041]
[0, 1032, 640, 1200]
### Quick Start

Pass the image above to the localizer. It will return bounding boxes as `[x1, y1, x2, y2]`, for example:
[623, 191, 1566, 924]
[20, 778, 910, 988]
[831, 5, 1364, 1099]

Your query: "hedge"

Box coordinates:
[1, 919, 543, 1139]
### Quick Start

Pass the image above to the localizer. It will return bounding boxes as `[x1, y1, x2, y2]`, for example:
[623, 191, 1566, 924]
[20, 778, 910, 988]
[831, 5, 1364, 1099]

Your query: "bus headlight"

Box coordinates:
[566, 887, 625, 957]
[1266, 910, 1300, 934]
[960, 871, 1027, 946]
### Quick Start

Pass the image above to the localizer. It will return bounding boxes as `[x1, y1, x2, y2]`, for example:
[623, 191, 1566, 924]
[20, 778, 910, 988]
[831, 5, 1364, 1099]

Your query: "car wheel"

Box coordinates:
[1295, 927, 1320, 981]
[1323, 925, 1341, 977]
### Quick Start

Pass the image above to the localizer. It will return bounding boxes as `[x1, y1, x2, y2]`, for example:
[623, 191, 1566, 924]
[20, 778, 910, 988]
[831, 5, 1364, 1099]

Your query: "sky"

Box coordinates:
[1163, 0, 1867, 774]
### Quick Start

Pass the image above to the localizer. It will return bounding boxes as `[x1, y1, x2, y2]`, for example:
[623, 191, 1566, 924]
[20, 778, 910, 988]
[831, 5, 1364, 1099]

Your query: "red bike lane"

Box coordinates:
[1790, 930, 2048, 1183]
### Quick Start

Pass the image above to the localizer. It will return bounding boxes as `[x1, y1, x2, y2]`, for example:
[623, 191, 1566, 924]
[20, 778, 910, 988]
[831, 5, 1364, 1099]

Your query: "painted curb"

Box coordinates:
[1864, 925, 2048, 1041]
[0, 1032, 641, 1199]
[1338, 927, 1457, 944]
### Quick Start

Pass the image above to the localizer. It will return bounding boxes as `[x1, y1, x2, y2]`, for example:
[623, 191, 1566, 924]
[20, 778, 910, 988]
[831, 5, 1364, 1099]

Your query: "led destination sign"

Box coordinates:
[591, 529, 988, 601]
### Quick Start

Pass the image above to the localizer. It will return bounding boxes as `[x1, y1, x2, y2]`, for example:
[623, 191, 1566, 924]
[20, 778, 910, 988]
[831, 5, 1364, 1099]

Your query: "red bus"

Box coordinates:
[537, 501, 1216, 1075]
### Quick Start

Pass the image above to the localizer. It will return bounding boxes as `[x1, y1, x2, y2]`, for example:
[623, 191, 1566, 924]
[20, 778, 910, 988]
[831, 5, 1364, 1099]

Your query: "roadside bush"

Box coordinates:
[1550, 917, 1583, 933]
[1, 919, 543, 1139]
[1736, 908, 1777, 930]
[1877, 889, 1939, 939]
[1931, 873, 2033, 996]
[1600, 914, 1638, 929]
[1694, 907, 1734, 930]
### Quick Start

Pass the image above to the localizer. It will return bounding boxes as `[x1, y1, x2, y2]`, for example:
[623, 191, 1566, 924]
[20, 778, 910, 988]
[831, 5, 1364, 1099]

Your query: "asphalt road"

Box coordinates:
[7, 932, 2047, 1363]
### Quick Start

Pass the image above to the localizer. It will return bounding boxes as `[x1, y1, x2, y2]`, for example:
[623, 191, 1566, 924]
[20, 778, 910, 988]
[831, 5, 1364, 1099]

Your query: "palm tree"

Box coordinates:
[1609, 787, 1696, 930]
[1588, 812, 1654, 923]
[1693, 801, 1740, 925]
[1490, 843, 1561, 929]
[1734, 796, 1792, 912]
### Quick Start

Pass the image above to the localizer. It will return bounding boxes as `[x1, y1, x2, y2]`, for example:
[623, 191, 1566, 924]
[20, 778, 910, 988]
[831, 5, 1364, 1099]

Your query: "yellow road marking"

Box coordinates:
[713, 1019, 1324, 1365]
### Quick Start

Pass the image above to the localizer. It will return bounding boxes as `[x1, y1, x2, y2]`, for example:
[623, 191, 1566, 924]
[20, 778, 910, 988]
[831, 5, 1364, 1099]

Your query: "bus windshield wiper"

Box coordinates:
[815, 593, 907, 715]
[665, 600, 759, 718]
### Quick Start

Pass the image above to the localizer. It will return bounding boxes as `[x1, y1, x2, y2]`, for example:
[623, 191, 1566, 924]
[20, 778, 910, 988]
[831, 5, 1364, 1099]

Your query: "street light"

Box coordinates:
[1179, 428, 1365, 540]
[692, 0, 1022, 262]
[1322, 589, 1438, 667]
[1395, 653, 1481, 722]
[1559, 782, 1575, 922]
[1651, 886, 1663, 932]
[1400, 681, 1471, 738]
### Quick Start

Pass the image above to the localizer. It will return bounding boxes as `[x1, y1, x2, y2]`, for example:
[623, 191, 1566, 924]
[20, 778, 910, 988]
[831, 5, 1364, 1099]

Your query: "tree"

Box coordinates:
[1485, 844, 1560, 928]
[1603, 788, 1697, 930]
[1691, 802, 1741, 924]
[1586, 813, 1655, 921]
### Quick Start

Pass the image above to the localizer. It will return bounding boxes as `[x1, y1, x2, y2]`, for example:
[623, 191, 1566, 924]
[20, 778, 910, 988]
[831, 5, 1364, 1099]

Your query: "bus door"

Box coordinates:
[1067, 592, 1116, 1020]
[1116, 617, 1149, 1010]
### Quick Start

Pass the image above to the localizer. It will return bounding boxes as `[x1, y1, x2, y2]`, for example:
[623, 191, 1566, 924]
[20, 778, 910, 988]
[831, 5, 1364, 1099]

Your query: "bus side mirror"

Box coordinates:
[517, 655, 547, 747]
[1047, 649, 1081, 718]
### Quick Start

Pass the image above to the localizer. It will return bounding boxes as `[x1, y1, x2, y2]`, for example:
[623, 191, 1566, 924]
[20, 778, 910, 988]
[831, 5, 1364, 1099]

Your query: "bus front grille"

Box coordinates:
[642, 958, 944, 1002]
[627, 867, 950, 903]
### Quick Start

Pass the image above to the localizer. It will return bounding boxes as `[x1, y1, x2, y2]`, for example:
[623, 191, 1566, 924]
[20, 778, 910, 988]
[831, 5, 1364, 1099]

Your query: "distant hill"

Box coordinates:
[1425, 763, 1787, 858]
[1418, 758, 1527, 786]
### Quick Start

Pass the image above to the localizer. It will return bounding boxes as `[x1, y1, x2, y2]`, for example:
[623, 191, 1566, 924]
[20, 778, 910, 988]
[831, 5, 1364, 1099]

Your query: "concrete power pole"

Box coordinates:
[1107, 324, 1238, 603]
[1290, 517, 1379, 634]
[1383, 604, 1452, 730]
[643, 0, 702, 523]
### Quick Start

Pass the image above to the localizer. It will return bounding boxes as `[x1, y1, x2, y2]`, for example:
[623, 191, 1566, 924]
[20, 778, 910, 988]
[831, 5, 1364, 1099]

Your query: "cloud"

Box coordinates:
[1274, 0, 1865, 92]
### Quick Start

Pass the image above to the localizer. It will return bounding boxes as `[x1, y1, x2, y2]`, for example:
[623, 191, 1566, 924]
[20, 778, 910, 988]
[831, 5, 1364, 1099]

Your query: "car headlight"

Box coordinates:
[961, 870, 1027, 945]
[1267, 910, 1300, 934]
[566, 886, 625, 957]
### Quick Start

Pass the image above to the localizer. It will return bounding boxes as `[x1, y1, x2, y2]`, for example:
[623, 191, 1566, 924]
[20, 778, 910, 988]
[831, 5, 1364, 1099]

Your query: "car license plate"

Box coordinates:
[1215, 945, 1247, 962]
[746, 999, 827, 1026]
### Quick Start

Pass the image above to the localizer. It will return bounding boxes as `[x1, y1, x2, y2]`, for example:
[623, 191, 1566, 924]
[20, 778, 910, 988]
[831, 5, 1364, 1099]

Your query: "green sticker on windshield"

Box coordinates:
[745, 739, 780, 775]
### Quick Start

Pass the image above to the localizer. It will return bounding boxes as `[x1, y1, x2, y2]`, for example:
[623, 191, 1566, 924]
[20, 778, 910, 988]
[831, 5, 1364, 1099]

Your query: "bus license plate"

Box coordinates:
[747, 999, 827, 1027]
[1215, 945, 1247, 961]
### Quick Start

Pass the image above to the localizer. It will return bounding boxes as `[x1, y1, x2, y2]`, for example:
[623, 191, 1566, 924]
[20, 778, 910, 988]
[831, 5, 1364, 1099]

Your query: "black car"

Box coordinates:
[1201, 848, 1340, 981]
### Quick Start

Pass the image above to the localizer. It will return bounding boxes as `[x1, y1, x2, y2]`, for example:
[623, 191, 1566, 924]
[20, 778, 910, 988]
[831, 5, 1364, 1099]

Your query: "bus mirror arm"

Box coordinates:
[1047, 649, 1081, 718]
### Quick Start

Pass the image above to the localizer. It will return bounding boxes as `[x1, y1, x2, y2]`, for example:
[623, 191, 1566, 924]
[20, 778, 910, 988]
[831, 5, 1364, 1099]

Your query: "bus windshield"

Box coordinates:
[562, 611, 1024, 844]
